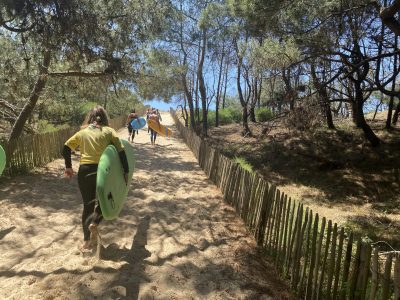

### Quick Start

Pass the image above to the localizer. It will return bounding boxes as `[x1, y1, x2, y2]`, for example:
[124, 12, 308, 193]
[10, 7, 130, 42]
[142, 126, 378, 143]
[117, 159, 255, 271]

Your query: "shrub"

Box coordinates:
[219, 109, 234, 125]
[227, 107, 242, 123]
[36, 120, 70, 133]
[256, 107, 273, 122]
[207, 111, 216, 127]
[234, 156, 253, 172]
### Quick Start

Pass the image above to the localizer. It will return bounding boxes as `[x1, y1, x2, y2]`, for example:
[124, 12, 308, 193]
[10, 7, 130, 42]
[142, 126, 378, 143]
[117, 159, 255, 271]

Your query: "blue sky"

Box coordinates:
[143, 100, 172, 112]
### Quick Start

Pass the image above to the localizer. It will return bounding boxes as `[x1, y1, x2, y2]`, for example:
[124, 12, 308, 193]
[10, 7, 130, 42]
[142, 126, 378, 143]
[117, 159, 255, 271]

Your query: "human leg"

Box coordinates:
[77, 164, 102, 248]
[128, 125, 133, 142]
[150, 129, 154, 145]
[153, 132, 157, 144]
[132, 130, 136, 141]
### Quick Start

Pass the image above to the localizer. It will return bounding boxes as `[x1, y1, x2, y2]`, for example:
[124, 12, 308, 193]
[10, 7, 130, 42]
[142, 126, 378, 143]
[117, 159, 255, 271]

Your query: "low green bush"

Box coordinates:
[218, 109, 234, 125]
[36, 120, 70, 133]
[227, 107, 242, 123]
[207, 111, 216, 127]
[256, 107, 273, 122]
[234, 156, 253, 172]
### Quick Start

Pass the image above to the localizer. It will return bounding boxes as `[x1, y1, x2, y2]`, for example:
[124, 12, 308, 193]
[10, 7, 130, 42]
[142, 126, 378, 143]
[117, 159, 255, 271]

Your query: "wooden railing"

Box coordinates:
[170, 108, 400, 300]
[1, 114, 127, 177]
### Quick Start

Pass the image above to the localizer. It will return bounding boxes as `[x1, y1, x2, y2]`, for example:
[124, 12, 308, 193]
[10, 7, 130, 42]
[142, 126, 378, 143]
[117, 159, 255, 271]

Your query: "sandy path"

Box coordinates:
[0, 112, 293, 299]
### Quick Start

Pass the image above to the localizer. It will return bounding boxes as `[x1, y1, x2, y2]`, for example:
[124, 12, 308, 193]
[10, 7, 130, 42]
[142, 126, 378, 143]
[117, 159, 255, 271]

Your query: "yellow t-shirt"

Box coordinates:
[65, 125, 124, 165]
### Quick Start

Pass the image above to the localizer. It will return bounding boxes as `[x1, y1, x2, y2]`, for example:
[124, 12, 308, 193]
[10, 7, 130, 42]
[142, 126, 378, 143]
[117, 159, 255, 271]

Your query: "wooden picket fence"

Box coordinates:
[170, 108, 400, 300]
[1, 115, 127, 177]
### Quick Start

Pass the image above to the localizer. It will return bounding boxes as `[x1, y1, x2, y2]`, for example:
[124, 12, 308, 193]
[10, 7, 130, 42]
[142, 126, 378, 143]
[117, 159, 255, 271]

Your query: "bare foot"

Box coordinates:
[89, 223, 99, 246]
[79, 241, 92, 252]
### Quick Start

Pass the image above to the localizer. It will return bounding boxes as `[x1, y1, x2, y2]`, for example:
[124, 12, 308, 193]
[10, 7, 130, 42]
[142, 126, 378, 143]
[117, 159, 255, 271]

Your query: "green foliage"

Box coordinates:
[250, 37, 300, 71]
[218, 109, 235, 125]
[228, 107, 243, 123]
[219, 108, 242, 124]
[204, 107, 242, 127]
[234, 156, 253, 172]
[207, 111, 216, 127]
[0, 0, 172, 137]
[36, 120, 70, 134]
[224, 96, 242, 110]
[135, 48, 182, 101]
[256, 107, 273, 122]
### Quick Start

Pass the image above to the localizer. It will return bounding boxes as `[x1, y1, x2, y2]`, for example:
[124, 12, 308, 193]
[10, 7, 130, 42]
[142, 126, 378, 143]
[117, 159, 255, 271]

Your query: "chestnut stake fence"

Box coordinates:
[171, 108, 400, 300]
[2, 115, 127, 177]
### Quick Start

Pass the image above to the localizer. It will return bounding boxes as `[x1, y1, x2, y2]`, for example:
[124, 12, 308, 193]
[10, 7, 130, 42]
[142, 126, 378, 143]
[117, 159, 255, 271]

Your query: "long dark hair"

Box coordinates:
[82, 105, 109, 127]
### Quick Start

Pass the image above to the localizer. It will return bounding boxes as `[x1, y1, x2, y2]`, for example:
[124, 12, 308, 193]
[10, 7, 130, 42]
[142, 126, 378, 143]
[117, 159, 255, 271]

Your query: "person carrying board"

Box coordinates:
[146, 108, 152, 134]
[149, 109, 160, 146]
[62, 106, 129, 252]
[126, 109, 138, 142]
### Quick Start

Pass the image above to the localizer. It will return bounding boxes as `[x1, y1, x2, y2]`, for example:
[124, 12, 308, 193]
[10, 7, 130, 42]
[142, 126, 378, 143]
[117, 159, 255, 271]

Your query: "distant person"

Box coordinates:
[62, 106, 129, 252]
[146, 108, 152, 134]
[149, 109, 160, 146]
[126, 109, 138, 142]
[156, 109, 162, 122]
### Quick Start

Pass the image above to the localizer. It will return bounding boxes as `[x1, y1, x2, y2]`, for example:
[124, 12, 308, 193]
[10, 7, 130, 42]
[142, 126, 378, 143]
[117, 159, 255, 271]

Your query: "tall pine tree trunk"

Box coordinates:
[237, 63, 251, 136]
[215, 42, 225, 127]
[386, 43, 398, 129]
[311, 63, 335, 129]
[393, 100, 400, 125]
[9, 51, 51, 141]
[354, 82, 381, 147]
[249, 106, 256, 122]
[198, 28, 208, 136]
[222, 61, 228, 109]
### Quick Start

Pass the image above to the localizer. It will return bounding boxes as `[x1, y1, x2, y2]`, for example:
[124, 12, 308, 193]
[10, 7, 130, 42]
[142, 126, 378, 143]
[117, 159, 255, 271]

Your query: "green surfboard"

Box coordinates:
[0, 145, 5, 176]
[96, 140, 135, 220]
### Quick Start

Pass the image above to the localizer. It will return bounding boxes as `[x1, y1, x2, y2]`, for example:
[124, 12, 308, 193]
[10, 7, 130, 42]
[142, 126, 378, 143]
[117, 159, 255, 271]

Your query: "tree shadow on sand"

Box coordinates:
[0, 226, 15, 241]
[100, 215, 152, 300]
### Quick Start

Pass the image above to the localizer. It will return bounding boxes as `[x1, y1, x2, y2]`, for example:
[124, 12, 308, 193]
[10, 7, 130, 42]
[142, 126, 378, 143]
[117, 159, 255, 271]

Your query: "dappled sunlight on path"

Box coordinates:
[0, 112, 293, 299]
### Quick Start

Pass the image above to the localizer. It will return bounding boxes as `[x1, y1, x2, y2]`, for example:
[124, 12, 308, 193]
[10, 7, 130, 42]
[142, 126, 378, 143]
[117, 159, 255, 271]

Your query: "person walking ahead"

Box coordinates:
[62, 106, 129, 251]
[149, 109, 160, 146]
[126, 109, 138, 142]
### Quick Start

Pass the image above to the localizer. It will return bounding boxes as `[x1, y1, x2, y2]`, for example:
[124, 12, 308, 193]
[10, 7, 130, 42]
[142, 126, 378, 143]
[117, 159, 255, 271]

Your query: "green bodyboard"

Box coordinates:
[0, 145, 5, 176]
[96, 140, 135, 220]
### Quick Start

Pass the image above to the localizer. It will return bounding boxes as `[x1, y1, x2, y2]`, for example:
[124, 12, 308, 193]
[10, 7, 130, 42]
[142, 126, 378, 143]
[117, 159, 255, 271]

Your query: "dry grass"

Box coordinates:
[205, 111, 400, 249]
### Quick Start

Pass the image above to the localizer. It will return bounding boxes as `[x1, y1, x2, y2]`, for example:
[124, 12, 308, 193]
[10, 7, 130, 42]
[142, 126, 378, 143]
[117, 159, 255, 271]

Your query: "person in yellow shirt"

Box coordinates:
[62, 106, 129, 251]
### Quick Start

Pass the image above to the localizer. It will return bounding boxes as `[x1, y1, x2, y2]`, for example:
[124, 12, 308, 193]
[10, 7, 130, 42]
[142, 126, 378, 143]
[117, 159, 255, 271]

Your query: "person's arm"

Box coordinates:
[63, 132, 80, 177]
[118, 150, 129, 184]
[62, 145, 74, 177]
[110, 129, 130, 183]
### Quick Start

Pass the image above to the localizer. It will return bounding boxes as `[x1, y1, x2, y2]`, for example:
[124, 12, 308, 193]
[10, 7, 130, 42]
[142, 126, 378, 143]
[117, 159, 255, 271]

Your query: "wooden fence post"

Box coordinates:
[312, 217, 326, 300]
[394, 255, 400, 300]
[332, 227, 345, 299]
[326, 223, 338, 298]
[339, 232, 353, 300]
[169, 109, 400, 300]
[369, 247, 379, 300]
[381, 252, 393, 300]
[305, 213, 319, 299]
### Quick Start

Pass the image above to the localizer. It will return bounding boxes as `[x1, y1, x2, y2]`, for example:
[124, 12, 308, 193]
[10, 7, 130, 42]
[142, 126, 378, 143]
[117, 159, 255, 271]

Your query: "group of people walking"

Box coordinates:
[126, 107, 162, 145]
